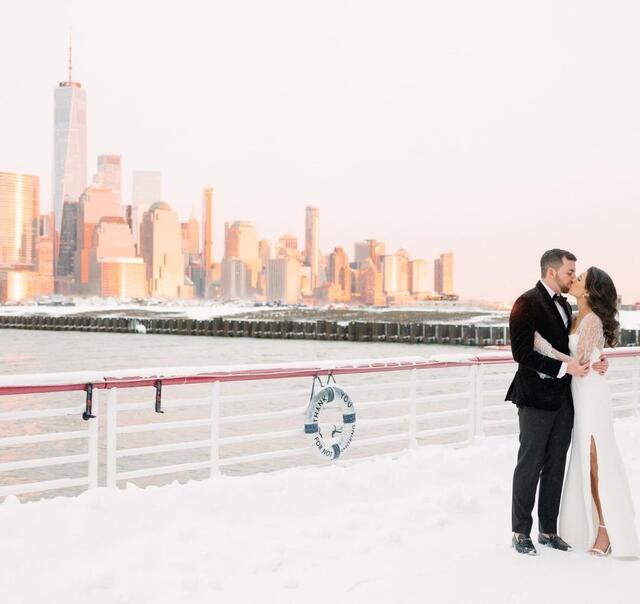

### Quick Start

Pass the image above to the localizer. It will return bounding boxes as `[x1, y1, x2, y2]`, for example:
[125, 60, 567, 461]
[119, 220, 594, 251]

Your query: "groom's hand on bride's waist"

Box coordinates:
[591, 355, 609, 376]
[567, 359, 590, 377]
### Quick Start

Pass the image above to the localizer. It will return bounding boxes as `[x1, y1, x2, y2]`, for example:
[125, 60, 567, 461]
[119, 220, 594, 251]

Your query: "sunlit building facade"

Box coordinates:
[304, 206, 320, 288]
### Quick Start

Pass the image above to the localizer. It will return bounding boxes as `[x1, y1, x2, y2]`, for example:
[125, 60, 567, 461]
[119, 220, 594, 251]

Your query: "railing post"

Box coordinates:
[633, 357, 640, 417]
[87, 389, 99, 489]
[210, 381, 221, 476]
[106, 387, 118, 489]
[468, 364, 484, 444]
[408, 368, 418, 449]
[474, 364, 485, 440]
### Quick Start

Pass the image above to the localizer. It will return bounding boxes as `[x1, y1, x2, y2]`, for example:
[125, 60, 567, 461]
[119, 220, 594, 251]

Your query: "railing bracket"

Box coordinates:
[82, 384, 96, 420]
[155, 380, 164, 413]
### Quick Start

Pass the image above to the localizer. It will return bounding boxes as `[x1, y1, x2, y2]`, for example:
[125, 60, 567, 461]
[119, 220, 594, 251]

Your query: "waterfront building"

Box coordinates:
[75, 185, 122, 290]
[327, 247, 352, 303]
[131, 170, 162, 250]
[304, 206, 320, 288]
[36, 213, 55, 295]
[202, 187, 214, 296]
[93, 154, 122, 200]
[182, 214, 200, 256]
[53, 41, 87, 233]
[0, 172, 40, 302]
[382, 254, 401, 294]
[221, 257, 249, 299]
[0, 172, 39, 269]
[140, 202, 193, 299]
[409, 259, 433, 295]
[56, 201, 78, 287]
[259, 239, 271, 270]
[99, 257, 147, 298]
[266, 257, 300, 305]
[440, 252, 454, 295]
[86, 217, 143, 296]
[359, 258, 385, 306]
[224, 221, 260, 291]
[396, 248, 411, 293]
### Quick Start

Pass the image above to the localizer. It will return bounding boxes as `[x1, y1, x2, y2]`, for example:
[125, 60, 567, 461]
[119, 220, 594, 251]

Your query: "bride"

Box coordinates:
[534, 267, 640, 558]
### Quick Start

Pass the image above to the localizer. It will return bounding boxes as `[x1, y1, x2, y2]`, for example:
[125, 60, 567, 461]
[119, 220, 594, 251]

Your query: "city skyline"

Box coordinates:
[2, 1, 640, 302]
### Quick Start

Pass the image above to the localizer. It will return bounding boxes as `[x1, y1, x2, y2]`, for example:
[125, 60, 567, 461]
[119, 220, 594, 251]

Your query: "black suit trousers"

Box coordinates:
[511, 401, 574, 535]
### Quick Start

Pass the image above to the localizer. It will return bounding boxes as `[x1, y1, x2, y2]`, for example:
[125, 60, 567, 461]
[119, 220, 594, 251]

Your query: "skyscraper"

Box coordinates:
[94, 154, 122, 199]
[440, 252, 454, 295]
[328, 247, 352, 302]
[131, 170, 162, 250]
[266, 257, 300, 304]
[53, 39, 87, 233]
[304, 206, 320, 288]
[0, 172, 39, 268]
[202, 187, 214, 295]
[140, 202, 193, 299]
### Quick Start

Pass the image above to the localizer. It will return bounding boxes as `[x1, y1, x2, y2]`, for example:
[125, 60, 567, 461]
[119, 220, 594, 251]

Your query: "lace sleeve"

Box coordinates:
[577, 313, 605, 363]
[534, 331, 572, 363]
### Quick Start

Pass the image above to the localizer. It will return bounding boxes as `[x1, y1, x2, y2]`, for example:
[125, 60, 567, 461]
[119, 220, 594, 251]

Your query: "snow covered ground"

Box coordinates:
[1, 418, 639, 603]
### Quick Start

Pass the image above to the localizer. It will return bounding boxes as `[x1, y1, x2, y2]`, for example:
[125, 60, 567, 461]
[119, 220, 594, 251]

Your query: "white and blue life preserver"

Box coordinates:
[304, 385, 356, 460]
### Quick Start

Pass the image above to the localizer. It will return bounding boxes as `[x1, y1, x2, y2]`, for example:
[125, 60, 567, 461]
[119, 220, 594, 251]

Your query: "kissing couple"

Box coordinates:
[507, 249, 640, 558]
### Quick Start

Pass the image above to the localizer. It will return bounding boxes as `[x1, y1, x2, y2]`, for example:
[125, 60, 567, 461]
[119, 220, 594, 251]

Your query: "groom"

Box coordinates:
[506, 249, 608, 555]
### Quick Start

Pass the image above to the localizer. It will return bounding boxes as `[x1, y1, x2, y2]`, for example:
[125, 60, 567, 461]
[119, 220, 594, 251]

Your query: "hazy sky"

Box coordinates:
[2, 1, 639, 302]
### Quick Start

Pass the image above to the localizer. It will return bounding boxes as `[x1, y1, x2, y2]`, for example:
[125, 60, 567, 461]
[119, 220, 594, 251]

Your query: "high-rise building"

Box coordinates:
[74, 185, 122, 288]
[409, 259, 433, 294]
[35, 213, 55, 295]
[86, 217, 144, 296]
[396, 248, 410, 293]
[359, 258, 385, 306]
[304, 206, 320, 288]
[0, 172, 40, 302]
[182, 215, 200, 256]
[0, 172, 39, 268]
[53, 40, 87, 232]
[140, 202, 193, 299]
[382, 254, 400, 293]
[259, 239, 271, 270]
[56, 200, 78, 282]
[224, 221, 260, 290]
[202, 186, 214, 265]
[328, 247, 352, 302]
[131, 170, 162, 250]
[221, 257, 248, 299]
[440, 252, 454, 295]
[354, 239, 385, 269]
[266, 257, 300, 304]
[434, 257, 443, 294]
[202, 187, 214, 297]
[93, 154, 122, 199]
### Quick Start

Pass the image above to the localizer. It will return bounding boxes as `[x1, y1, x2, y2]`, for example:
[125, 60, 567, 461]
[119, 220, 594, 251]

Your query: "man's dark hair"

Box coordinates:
[540, 249, 577, 278]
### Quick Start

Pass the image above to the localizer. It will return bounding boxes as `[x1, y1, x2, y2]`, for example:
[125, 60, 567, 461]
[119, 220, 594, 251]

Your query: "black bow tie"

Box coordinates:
[552, 293, 565, 303]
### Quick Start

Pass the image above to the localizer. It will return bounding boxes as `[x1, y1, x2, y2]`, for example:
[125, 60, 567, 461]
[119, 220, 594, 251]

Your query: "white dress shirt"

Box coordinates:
[539, 280, 569, 378]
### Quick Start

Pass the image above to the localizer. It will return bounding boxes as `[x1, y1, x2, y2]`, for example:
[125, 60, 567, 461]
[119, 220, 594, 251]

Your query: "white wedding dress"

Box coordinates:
[538, 312, 640, 557]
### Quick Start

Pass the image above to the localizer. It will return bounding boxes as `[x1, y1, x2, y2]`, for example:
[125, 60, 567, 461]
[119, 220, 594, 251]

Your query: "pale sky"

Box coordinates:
[2, 0, 639, 303]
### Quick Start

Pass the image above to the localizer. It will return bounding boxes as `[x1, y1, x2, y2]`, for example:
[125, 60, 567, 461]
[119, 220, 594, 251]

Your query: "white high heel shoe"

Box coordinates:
[590, 525, 611, 556]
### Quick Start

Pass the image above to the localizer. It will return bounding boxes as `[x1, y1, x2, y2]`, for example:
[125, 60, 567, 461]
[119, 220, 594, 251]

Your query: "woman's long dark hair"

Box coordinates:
[586, 267, 620, 347]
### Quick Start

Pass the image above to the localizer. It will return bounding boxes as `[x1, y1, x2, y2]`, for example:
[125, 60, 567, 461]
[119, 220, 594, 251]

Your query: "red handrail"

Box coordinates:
[0, 348, 638, 397]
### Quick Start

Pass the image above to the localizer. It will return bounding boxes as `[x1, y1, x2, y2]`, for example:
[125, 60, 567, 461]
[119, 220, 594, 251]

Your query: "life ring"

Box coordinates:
[304, 385, 356, 460]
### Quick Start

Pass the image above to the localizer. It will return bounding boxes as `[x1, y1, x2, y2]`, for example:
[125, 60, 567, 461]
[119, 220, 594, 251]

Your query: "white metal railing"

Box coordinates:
[1, 350, 639, 501]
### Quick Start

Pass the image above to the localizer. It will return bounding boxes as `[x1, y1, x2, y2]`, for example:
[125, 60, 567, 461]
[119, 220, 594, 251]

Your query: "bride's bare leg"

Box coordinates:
[590, 436, 610, 552]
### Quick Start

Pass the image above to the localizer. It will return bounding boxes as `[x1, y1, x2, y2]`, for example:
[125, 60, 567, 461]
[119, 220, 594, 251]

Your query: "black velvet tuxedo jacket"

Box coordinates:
[505, 281, 573, 411]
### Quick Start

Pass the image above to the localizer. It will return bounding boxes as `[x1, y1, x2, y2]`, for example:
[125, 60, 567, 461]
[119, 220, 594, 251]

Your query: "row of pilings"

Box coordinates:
[1, 314, 640, 346]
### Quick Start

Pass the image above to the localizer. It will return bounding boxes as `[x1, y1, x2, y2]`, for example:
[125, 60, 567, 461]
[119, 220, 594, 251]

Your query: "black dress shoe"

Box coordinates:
[512, 533, 538, 555]
[538, 533, 572, 552]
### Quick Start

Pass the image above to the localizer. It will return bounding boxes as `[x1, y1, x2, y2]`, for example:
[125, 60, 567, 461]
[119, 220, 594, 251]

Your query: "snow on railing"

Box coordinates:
[1, 349, 639, 501]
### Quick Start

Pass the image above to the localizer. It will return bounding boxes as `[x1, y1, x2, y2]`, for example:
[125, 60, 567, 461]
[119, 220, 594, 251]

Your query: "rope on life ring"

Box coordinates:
[304, 385, 356, 460]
